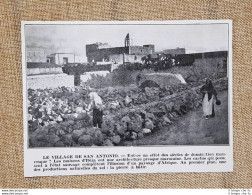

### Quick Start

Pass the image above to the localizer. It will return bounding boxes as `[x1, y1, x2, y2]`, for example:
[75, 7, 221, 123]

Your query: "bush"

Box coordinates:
[85, 68, 135, 88]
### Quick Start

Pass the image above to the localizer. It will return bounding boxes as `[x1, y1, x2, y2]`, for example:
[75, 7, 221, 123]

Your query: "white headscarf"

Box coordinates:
[88, 92, 103, 110]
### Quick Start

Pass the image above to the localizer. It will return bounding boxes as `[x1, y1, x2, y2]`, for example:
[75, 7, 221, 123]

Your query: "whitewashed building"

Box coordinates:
[47, 53, 75, 65]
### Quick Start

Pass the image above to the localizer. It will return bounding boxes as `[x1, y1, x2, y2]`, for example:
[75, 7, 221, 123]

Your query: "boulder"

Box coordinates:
[34, 127, 48, 142]
[62, 134, 74, 146]
[142, 128, 152, 134]
[146, 112, 156, 120]
[68, 120, 75, 126]
[65, 126, 73, 134]
[112, 135, 121, 145]
[54, 141, 65, 147]
[165, 102, 175, 112]
[77, 113, 86, 120]
[123, 141, 133, 146]
[101, 117, 115, 135]
[162, 116, 172, 125]
[78, 135, 93, 146]
[101, 123, 110, 134]
[72, 129, 86, 143]
[46, 134, 61, 145]
[128, 122, 142, 133]
[144, 118, 154, 130]
[75, 107, 83, 114]
[55, 115, 63, 122]
[30, 120, 39, 131]
[103, 139, 114, 146]
[67, 114, 76, 121]
[137, 132, 144, 139]
[91, 129, 104, 146]
[115, 123, 127, 136]
[73, 122, 83, 130]
[36, 141, 53, 147]
[130, 132, 138, 140]
[121, 116, 131, 123]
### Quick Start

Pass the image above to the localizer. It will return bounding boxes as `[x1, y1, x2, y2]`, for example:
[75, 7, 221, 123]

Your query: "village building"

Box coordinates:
[46, 53, 76, 65]
[86, 33, 155, 64]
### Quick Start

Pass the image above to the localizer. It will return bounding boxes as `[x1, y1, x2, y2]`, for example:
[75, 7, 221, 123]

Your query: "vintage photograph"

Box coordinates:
[24, 22, 230, 148]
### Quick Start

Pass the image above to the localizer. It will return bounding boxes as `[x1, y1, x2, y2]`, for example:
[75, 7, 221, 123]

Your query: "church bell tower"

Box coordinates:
[124, 33, 130, 47]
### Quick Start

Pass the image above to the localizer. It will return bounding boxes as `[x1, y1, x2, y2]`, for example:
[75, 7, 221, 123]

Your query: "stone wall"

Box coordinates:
[27, 74, 74, 89]
[27, 71, 110, 89]
[27, 67, 63, 75]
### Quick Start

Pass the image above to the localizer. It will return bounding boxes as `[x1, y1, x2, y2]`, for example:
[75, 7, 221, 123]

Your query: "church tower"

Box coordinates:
[124, 33, 130, 47]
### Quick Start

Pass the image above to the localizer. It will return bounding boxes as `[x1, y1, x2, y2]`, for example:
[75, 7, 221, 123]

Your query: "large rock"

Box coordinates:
[73, 122, 83, 130]
[72, 129, 86, 143]
[112, 135, 121, 145]
[30, 120, 39, 131]
[165, 102, 175, 112]
[146, 112, 156, 120]
[128, 122, 142, 133]
[162, 115, 172, 125]
[78, 135, 92, 146]
[142, 128, 152, 134]
[46, 134, 61, 145]
[34, 127, 48, 142]
[103, 139, 114, 146]
[56, 129, 65, 136]
[54, 141, 65, 147]
[75, 107, 84, 114]
[144, 118, 154, 130]
[77, 112, 86, 120]
[137, 132, 144, 139]
[130, 132, 138, 140]
[91, 129, 104, 146]
[121, 116, 131, 123]
[62, 134, 74, 146]
[101, 116, 115, 135]
[115, 123, 127, 136]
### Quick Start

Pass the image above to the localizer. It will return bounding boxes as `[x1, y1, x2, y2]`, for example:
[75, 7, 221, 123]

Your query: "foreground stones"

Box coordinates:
[28, 78, 228, 147]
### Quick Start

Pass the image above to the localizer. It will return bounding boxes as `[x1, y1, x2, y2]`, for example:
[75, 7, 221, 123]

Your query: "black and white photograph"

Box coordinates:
[22, 21, 233, 177]
[24, 21, 230, 148]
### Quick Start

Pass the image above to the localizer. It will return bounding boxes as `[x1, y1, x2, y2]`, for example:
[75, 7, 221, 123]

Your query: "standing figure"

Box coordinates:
[200, 78, 218, 119]
[86, 92, 104, 128]
[136, 73, 142, 86]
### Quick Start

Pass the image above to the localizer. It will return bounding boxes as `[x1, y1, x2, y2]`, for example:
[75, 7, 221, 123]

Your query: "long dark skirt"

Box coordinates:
[93, 108, 103, 128]
[211, 103, 215, 117]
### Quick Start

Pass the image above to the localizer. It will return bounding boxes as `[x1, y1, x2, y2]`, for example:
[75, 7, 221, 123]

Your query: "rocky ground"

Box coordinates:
[27, 77, 228, 147]
[133, 90, 229, 146]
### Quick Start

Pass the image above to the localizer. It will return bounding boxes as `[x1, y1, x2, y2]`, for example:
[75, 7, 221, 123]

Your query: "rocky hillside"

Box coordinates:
[28, 78, 228, 147]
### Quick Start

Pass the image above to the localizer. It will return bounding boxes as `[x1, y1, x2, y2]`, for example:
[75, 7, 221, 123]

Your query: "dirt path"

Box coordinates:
[135, 90, 229, 145]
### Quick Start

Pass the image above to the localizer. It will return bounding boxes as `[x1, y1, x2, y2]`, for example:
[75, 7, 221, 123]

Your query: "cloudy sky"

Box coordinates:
[25, 23, 229, 61]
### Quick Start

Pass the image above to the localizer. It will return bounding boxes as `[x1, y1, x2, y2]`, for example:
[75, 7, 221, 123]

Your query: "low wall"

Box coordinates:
[27, 67, 63, 75]
[27, 74, 74, 89]
[27, 71, 110, 89]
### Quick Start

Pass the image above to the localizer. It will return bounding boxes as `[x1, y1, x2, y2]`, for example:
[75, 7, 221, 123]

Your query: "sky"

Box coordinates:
[25, 23, 229, 62]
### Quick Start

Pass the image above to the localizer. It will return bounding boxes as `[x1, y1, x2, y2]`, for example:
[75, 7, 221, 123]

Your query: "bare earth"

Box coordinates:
[135, 90, 229, 145]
